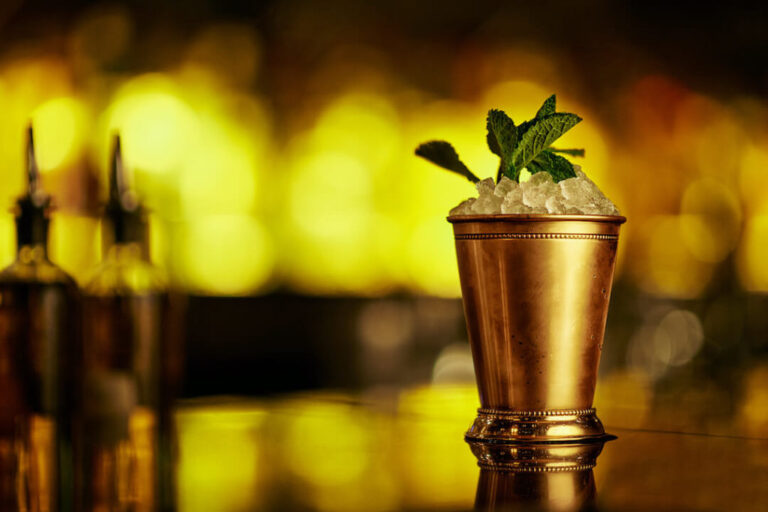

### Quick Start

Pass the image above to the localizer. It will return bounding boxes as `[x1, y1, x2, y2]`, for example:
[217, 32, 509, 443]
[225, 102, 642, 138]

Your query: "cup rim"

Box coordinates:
[447, 214, 626, 224]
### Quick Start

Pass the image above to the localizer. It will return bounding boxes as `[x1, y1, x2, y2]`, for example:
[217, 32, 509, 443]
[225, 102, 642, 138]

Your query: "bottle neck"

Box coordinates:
[15, 206, 49, 250]
[101, 216, 150, 262]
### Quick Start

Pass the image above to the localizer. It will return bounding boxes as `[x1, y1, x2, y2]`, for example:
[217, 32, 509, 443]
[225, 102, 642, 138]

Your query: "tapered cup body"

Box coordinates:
[449, 214, 625, 441]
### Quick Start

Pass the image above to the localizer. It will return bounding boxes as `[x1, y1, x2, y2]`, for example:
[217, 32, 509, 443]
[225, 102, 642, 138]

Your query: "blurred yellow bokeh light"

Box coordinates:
[311, 93, 401, 169]
[284, 403, 371, 488]
[636, 216, 714, 298]
[0, 215, 15, 269]
[737, 215, 768, 292]
[180, 118, 259, 216]
[397, 385, 478, 509]
[0, 58, 72, 204]
[594, 370, 652, 427]
[739, 145, 768, 216]
[284, 150, 385, 294]
[178, 215, 274, 295]
[279, 400, 397, 511]
[104, 74, 198, 174]
[679, 178, 741, 263]
[177, 405, 265, 512]
[0, 36, 765, 299]
[289, 151, 373, 239]
[32, 97, 89, 172]
[738, 364, 768, 437]
[406, 217, 460, 297]
[400, 101, 497, 296]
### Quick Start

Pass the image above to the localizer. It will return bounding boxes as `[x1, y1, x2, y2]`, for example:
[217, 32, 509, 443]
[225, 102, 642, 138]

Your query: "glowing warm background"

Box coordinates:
[1, 2, 767, 510]
[2, 18, 766, 383]
[4, 10, 765, 300]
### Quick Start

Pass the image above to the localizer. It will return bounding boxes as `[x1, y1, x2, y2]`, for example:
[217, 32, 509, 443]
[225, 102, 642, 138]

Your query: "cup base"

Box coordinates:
[465, 407, 606, 443]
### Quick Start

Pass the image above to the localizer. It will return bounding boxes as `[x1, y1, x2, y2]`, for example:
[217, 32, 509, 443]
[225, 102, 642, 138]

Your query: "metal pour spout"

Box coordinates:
[14, 124, 50, 247]
[103, 134, 147, 246]
[26, 124, 44, 206]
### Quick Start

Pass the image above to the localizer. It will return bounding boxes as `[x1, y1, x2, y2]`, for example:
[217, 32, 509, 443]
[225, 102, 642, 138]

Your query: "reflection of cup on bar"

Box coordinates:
[449, 214, 625, 442]
[471, 438, 610, 511]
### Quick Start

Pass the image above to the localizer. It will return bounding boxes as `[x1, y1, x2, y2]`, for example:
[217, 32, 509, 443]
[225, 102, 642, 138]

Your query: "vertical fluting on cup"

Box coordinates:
[449, 214, 625, 441]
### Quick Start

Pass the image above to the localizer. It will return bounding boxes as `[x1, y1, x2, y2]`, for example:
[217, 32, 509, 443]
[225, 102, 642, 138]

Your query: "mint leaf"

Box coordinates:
[528, 150, 577, 182]
[486, 117, 504, 182]
[487, 110, 518, 161]
[487, 109, 519, 181]
[535, 94, 556, 119]
[486, 117, 501, 157]
[415, 140, 480, 183]
[516, 119, 532, 138]
[512, 113, 582, 170]
[550, 147, 585, 157]
[415, 94, 586, 187]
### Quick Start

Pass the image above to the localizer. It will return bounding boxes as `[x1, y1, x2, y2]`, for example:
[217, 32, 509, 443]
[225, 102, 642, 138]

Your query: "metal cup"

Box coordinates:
[449, 214, 626, 442]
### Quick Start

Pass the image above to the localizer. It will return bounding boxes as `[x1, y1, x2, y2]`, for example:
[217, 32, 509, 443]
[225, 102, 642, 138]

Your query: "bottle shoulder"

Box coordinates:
[83, 258, 167, 296]
[0, 259, 76, 287]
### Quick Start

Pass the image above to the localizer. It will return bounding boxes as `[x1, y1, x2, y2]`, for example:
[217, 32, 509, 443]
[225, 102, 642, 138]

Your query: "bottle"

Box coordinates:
[0, 126, 78, 511]
[75, 135, 175, 511]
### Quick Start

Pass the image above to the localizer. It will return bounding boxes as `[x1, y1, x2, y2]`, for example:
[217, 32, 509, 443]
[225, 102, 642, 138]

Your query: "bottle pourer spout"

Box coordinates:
[104, 134, 145, 245]
[15, 124, 50, 247]
[109, 134, 138, 212]
[26, 124, 47, 207]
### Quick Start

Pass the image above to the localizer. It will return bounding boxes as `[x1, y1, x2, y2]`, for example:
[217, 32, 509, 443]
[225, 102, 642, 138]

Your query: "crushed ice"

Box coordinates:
[449, 166, 620, 216]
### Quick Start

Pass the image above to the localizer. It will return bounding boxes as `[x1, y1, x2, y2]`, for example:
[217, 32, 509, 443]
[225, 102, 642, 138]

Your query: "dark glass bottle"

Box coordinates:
[75, 136, 175, 511]
[0, 126, 77, 511]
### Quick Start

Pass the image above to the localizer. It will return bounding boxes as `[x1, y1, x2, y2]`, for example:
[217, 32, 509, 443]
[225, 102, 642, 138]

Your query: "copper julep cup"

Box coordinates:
[448, 214, 626, 442]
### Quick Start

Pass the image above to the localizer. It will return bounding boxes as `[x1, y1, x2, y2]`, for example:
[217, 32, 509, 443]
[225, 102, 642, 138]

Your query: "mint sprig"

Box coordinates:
[415, 94, 585, 184]
[415, 141, 480, 183]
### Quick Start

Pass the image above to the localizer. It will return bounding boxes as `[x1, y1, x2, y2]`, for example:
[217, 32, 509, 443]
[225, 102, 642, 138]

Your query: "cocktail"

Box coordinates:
[417, 95, 625, 442]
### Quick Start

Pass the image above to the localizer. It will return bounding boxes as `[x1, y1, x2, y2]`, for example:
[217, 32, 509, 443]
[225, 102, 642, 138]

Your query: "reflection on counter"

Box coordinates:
[176, 389, 480, 512]
[469, 439, 609, 511]
[476, 469, 596, 512]
[174, 389, 768, 512]
[176, 403, 266, 511]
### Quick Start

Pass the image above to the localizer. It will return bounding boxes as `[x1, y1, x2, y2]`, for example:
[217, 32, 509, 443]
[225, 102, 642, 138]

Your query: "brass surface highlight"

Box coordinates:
[449, 214, 625, 442]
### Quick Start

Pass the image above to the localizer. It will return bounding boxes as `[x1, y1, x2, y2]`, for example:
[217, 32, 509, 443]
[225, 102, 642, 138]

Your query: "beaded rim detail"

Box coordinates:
[477, 408, 596, 417]
[455, 233, 617, 240]
[476, 462, 596, 472]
